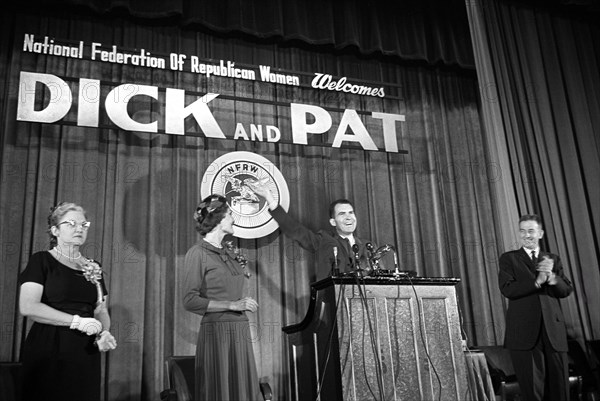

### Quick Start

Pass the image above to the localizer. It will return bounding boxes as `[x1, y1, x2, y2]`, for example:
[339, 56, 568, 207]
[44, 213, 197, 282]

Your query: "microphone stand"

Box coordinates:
[365, 242, 376, 276]
[389, 247, 417, 278]
[352, 244, 363, 278]
[392, 246, 402, 279]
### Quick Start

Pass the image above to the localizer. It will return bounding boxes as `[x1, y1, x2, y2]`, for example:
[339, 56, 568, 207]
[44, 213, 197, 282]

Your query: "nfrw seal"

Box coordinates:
[201, 151, 290, 239]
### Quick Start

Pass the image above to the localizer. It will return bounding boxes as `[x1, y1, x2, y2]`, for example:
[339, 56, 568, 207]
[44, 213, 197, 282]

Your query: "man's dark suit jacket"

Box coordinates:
[498, 248, 573, 351]
[270, 206, 371, 281]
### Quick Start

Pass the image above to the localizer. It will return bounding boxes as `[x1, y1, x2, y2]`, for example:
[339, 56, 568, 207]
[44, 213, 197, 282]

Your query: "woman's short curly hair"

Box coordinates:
[193, 195, 229, 236]
[47, 202, 86, 248]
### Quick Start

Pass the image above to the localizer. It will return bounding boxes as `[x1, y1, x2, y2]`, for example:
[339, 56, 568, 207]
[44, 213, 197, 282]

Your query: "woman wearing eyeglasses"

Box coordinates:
[18, 202, 117, 401]
[182, 195, 261, 401]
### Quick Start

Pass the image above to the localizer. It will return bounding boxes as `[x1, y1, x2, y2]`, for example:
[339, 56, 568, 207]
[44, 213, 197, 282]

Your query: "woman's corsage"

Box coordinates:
[80, 258, 104, 306]
[224, 241, 252, 278]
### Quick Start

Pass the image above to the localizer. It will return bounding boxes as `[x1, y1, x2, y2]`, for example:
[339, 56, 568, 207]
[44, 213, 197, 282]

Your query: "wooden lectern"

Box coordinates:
[283, 276, 470, 401]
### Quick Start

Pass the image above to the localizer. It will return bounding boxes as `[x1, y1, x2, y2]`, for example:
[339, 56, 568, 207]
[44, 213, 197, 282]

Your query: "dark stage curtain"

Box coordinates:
[8, 0, 476, 69]
[0, 6, 501, 400]
[467, 0, 600, 346]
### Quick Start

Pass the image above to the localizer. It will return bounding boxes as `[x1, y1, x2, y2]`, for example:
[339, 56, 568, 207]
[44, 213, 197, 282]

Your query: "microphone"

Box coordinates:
[365, 242, 377, 274]
[393, 247, 400, 277]
[332, 246, 339, 276]
[371, 244, 393, 266]
[352, 243, 360, 260]
[351, 244, 362, 277]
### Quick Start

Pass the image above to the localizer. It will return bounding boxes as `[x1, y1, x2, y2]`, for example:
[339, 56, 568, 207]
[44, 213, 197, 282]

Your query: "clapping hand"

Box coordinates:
[536, 256, 557, 285]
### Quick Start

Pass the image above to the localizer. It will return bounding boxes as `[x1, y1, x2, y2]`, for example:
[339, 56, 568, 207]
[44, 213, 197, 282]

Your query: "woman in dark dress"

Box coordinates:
[182, 195, 262, 401]
[18, 202, 117, 401]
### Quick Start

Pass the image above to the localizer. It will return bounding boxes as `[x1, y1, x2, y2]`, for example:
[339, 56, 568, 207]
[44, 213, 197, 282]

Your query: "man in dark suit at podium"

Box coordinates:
[250, 184, 371, 281]
[498, 214, 573, 401]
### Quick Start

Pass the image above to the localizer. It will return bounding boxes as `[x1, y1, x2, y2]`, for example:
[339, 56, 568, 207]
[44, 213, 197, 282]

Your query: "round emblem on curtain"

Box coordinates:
[200, 151, 290, 239]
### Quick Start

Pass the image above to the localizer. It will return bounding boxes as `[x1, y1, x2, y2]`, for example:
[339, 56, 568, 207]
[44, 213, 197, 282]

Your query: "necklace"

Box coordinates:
[203, 238, 223, 248]
[53, 247, 82, 261]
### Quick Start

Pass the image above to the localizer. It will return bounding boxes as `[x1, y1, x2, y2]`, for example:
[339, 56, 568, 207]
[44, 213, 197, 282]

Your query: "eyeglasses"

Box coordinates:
[57, 220, 91, 230]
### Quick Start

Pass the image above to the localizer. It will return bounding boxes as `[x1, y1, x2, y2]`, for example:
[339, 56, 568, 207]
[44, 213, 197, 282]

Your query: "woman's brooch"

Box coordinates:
[224, 241, 252, 278]
[80, 258, 104, 305]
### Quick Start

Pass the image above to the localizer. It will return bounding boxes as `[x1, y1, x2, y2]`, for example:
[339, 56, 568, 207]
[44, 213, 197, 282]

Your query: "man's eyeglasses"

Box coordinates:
[57, 220, 91, 230]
